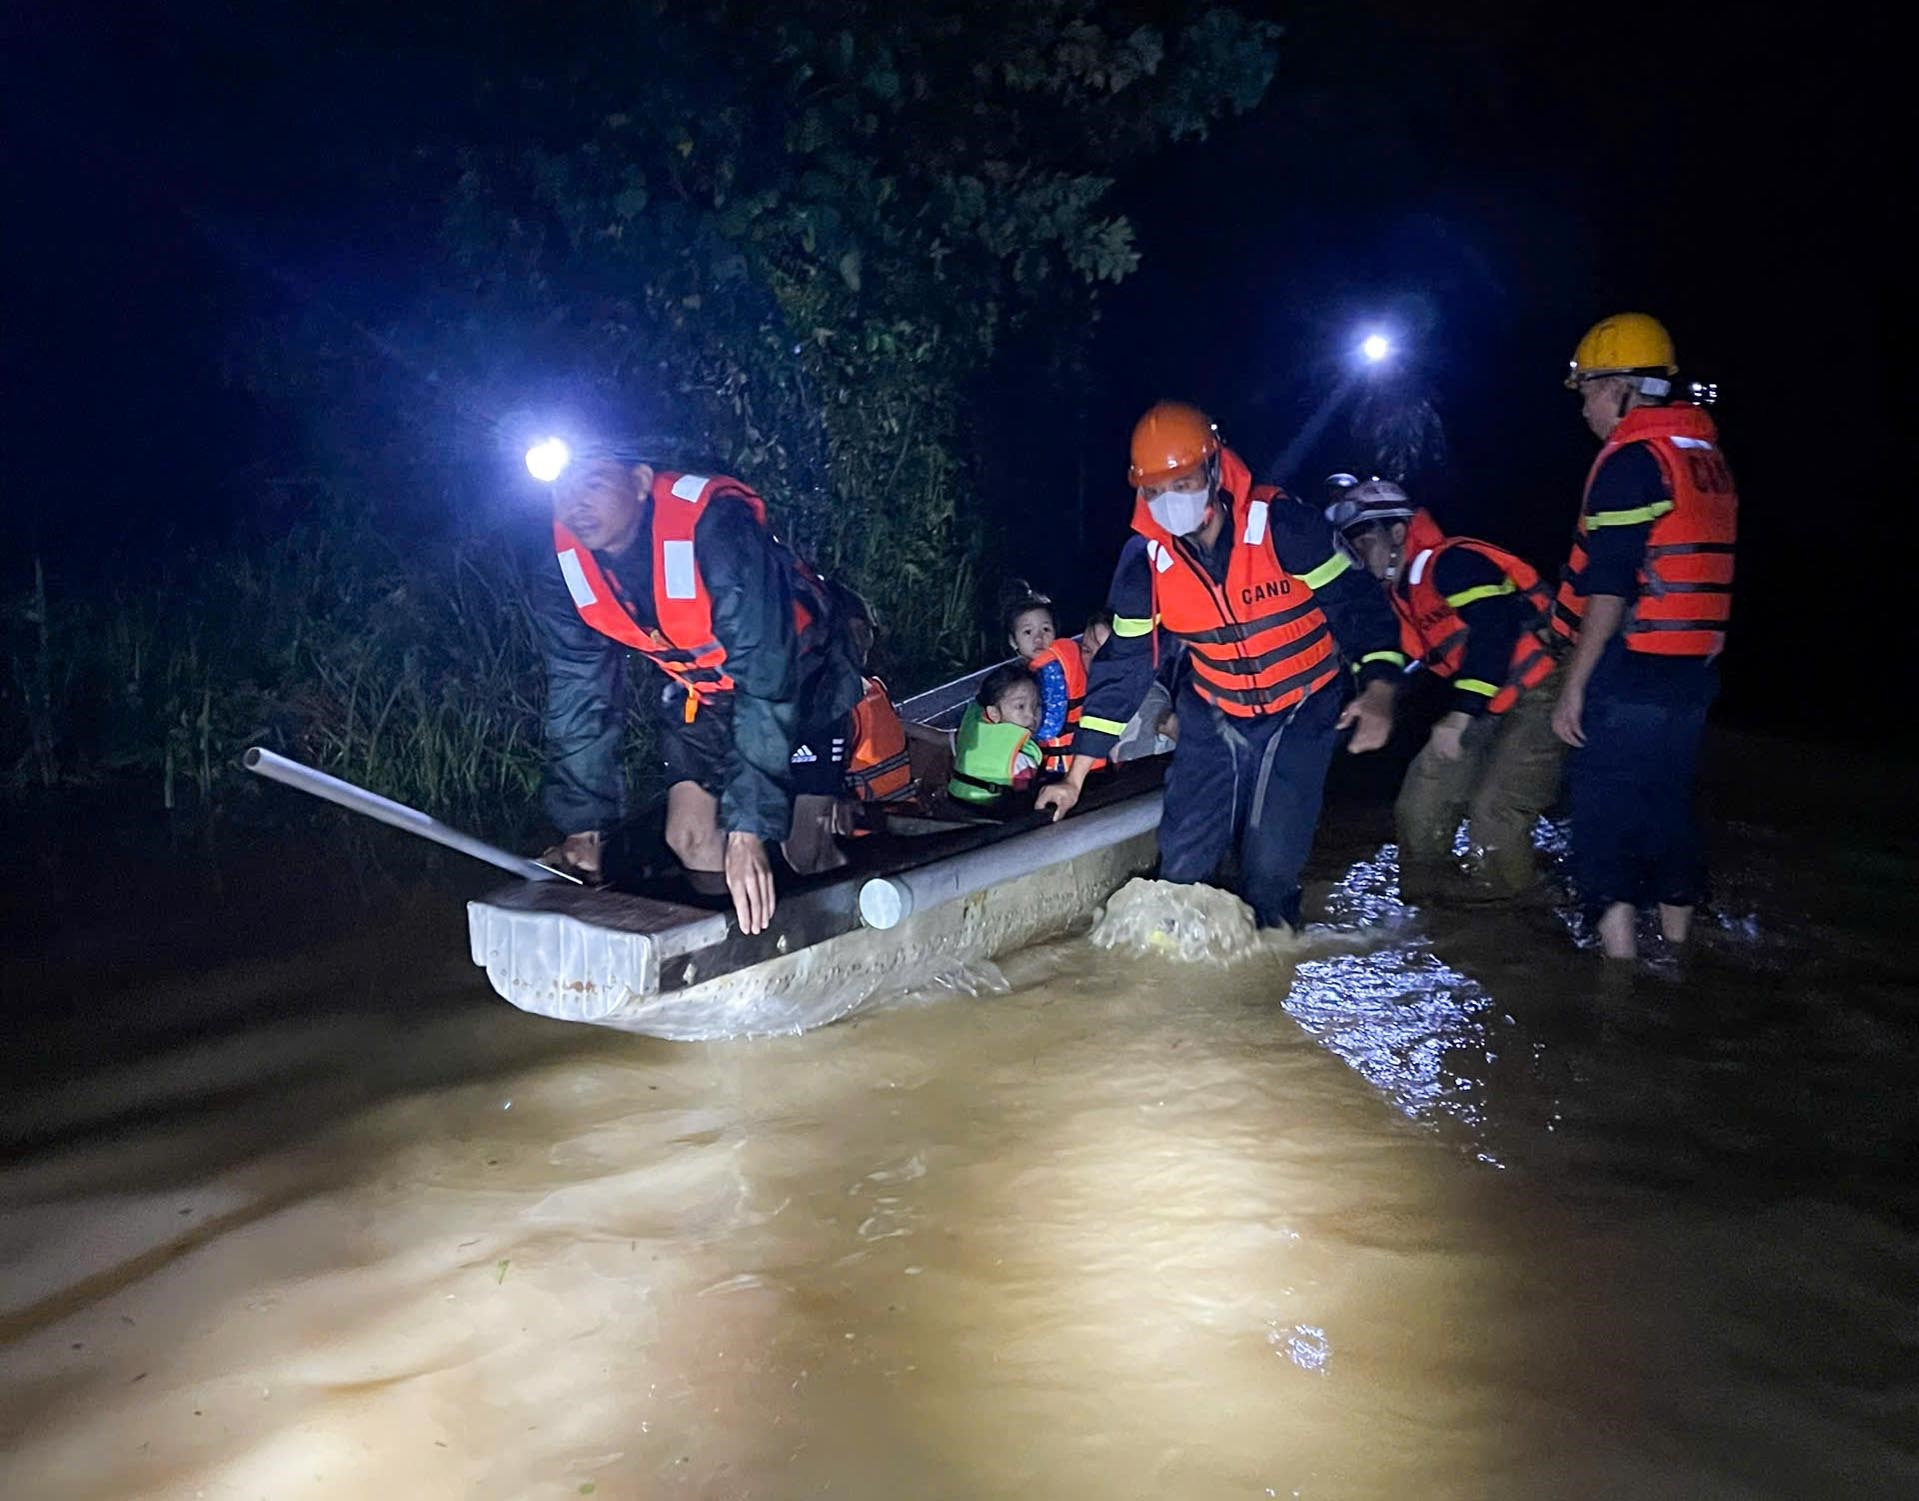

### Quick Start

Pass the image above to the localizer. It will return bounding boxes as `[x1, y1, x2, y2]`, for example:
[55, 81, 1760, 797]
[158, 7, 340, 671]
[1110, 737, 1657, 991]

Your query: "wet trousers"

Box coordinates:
[1395, 666, 1566, 900]
[1156, 682, 1343, 930]
[1566, 688, 1711, 917]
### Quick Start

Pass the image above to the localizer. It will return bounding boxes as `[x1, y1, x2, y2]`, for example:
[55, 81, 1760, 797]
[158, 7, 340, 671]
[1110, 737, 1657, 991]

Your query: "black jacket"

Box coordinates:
[532, 496, 863, 840]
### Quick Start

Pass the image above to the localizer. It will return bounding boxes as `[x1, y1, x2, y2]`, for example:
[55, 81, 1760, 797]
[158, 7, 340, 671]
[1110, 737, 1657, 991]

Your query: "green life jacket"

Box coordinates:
[947, 702, 1037, 805]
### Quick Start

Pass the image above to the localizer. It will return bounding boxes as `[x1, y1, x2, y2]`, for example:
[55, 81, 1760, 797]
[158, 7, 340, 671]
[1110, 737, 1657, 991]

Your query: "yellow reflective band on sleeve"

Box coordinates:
[1586, 500, 1675, 528]
[1080, 715, 1129, 736]
[1298, 552, 1351, 590]
[1455, 677, 1500, 697]
[1442, 581, 1516, 609]
[1111, 613, 1157, 638]
[1361, 650, 1408, 667]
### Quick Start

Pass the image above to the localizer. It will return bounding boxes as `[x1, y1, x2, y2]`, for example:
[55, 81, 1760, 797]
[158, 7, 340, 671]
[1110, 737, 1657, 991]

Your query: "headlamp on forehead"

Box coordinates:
[524, 437, 572, 484]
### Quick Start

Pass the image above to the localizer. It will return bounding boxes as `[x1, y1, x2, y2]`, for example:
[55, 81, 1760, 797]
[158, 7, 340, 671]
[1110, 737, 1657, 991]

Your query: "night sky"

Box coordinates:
[1, 1, 1898, 738]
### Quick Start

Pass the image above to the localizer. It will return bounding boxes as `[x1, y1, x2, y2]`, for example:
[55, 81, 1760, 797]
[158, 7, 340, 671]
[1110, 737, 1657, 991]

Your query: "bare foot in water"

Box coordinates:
[1658, 902, 1693, 946]
[1598, 901, 1637, 961]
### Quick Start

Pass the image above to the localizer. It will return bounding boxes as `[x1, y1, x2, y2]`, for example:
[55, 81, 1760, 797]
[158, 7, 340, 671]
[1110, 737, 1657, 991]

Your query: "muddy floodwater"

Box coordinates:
[3, 733, 1916, 1499]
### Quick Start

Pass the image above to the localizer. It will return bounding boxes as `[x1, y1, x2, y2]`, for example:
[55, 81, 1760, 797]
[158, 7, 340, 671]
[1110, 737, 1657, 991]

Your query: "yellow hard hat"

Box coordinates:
[1565, 313, 1677, 388]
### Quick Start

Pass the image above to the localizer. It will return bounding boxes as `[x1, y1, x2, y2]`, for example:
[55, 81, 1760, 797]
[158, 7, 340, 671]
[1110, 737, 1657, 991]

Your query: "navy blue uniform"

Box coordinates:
[1565, 441, 1717, 914]
[1073, 496, 1402, 928]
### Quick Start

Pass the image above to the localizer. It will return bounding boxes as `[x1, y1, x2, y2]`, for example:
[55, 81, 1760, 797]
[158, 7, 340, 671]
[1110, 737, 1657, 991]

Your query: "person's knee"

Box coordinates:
[1155, 795, 1231, 883]
[783, 796, 847, 876]
[1395, 795, 1458, 863]
[1465, 787, 1532, 848]
[665, 809, 724, 870]
[1158, 843, 1219, 885]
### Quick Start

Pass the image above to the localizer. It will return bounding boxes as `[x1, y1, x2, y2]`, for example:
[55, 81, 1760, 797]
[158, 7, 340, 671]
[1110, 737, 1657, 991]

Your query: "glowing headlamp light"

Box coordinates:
[525, 437, 571, 484]
[1359, 333, 1392, 364]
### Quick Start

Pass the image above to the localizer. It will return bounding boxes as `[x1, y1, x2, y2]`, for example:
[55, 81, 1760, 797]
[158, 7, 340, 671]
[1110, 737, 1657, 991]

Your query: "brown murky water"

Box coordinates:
[3, 735, 1916, 1499]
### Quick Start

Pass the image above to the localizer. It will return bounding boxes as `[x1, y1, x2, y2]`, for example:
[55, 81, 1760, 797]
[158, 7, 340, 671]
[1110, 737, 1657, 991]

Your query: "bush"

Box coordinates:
[0, 494, 651, 819]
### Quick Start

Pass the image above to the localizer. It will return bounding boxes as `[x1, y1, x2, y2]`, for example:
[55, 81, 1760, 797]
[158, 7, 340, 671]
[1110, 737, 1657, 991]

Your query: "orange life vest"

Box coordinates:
[1392, 509, 1556, 715]
[1027, 637, 1087, 773]
[1130, 448, 1339, 719]
[553, 470, 823, 717]
[846, 677, 913, 803]
[1552, 404, 1737, 659]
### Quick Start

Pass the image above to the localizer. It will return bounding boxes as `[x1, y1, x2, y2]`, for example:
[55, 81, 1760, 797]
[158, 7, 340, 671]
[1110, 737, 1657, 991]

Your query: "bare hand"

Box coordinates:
[1337, 681, 1395, 754]
[724, 832, 776, 934]
[540, 830, 605, 884]
[1035, 781, 1081, 822]
[1427, 715, 1468, 763]
[1552, 683, 1587, 748]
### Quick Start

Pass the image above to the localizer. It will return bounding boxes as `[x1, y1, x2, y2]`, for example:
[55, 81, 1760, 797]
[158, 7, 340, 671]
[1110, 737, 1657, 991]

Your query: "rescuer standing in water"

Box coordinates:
[1038, 402, 1403, 931]
[1551, 315, 1737, 960]
[1328, 480, 1566, 901]
[529, 444, 863, 935]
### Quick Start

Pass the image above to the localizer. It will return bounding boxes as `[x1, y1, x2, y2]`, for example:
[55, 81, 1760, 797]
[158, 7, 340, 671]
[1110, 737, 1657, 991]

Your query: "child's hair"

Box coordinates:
[976, 662, 1038, 711]
[999, 579, 1055, 638]
[1084, 607, 1114, 635]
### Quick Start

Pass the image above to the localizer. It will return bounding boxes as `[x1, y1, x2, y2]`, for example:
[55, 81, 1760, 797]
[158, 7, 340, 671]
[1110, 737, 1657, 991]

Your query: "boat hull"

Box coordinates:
[467, 799, 1160, 1040]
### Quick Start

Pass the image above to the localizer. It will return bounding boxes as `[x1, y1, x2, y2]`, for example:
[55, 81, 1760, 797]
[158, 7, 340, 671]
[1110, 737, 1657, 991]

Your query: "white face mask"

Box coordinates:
[1147, 486, 1211, 538]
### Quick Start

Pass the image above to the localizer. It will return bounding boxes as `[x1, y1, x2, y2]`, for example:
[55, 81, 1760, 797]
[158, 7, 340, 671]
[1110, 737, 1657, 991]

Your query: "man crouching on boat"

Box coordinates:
[1036, 402, 1402, 932]
[529, 448, 864, 934]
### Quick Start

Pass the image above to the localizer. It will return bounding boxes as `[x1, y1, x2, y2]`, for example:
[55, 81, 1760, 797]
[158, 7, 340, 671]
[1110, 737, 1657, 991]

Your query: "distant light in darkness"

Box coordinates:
[1359, 333, 1392, 364]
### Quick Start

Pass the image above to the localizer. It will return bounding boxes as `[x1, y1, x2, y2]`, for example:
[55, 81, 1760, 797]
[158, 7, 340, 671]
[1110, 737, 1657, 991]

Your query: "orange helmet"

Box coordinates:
[1128, 401, 1219, 488]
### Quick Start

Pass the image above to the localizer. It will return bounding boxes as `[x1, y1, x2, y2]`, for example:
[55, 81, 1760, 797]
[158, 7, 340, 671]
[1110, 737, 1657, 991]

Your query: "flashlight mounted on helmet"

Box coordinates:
[524, 436, 572, 483]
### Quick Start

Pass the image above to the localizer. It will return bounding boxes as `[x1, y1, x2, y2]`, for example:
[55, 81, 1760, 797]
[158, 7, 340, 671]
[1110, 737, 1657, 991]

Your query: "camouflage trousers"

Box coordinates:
[1395, 664, 1566, 901]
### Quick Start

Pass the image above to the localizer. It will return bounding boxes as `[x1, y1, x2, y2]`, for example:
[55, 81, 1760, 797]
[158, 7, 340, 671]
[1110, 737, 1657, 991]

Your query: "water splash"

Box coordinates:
[1090, 878, 1287, 965]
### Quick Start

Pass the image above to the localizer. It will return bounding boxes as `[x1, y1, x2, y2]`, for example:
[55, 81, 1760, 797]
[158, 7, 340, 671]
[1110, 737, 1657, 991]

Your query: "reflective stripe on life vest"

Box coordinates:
[1391, 509, 1554, 715]
[1552, 404, 1737, 658]
[1128, 449, 1339, 720]
[554, 470, 828, 707]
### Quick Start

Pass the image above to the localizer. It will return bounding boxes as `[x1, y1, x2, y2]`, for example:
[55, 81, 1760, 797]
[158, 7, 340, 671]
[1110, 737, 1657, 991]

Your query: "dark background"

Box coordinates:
[1, 1, 1900, 741]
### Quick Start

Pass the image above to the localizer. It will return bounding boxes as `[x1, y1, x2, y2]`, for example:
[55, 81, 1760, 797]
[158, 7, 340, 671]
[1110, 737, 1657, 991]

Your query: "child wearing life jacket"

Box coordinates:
[946, 664, 1044, 805]
[1005, 585, 1092, 775]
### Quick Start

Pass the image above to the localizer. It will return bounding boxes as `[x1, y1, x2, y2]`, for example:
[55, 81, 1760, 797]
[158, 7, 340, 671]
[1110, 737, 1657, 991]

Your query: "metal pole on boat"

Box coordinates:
[242, 746, 578, 883]
[857, 792, 1162, 930]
